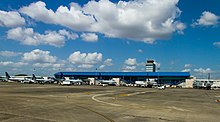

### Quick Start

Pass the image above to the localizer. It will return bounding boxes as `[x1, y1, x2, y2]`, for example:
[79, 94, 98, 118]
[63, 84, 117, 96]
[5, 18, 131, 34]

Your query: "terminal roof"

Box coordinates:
[54, 72, 190, 77]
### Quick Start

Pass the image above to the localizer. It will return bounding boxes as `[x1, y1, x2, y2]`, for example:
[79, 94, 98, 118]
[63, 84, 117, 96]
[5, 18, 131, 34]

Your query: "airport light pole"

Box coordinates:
[157, 67, 160, 86]
[95, 68, 97, 79]
[208, 72, 211, 82]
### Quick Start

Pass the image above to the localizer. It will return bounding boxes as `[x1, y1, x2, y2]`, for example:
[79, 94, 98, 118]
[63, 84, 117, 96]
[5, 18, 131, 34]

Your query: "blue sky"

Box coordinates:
[0, 0, 220, 79]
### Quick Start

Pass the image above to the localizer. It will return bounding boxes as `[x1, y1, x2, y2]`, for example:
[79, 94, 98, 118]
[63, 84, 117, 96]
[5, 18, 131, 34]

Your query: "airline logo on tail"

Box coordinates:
[32, 74, 36, 81]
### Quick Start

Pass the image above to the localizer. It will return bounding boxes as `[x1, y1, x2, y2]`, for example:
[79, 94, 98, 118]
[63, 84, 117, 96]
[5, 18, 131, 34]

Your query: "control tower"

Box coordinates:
[146, 60, 156, 72]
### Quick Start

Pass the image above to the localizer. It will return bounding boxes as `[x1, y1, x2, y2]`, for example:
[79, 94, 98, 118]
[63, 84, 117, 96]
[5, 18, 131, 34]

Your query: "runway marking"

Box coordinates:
[167, 106, 190, 112]
[92, 90, 156, 107]
[126, 91, 155, 96]
[34, 87, 45, 88]
[92, 93, 123, 107]
[118, 93, 129, 97]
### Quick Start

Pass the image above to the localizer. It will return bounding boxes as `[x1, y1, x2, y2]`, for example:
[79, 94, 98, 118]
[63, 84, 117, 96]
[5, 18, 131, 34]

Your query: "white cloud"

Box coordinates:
[69, 51, 102, 69]
[104, 58, 113, 66]
[19, 1, 95, 31]
[7, 27, 77, 47]
[176, 22, 186, 34]
[20, 0, 185, 43]
[80, 33, 98, 42]
[184, 64, 192, 68]
[123, 58, 138, 71]
[78, 64, 94, 69]
[123, 58, 147, 71]
[39, 31, 66, 47]
[33, 63, 51, 68]
[138, 49, 143, 53]
[0, 61, 13, 66]
[33, 63, 64, 68]
[7, 27, 38, 46]
[22, 49, 57, 63]
[192, 11, 219, 27]
[99, 58, 113, 69]
[0, 61, 12, 66]
[99, 65, 105, 69]
[83, 0, 184, 43]
[194, 68, 212, 74]
[58, 29, 78, 40]
[122, 66, 136, 72]
[0, 10, 25, 27]
[213, 42, 220, 47]
[137, 62, 146, 67]
[0, 61, 28, 67]
[65, 67, 76, 72]
[32, 59, 73, 72]
[125, 58, 137, 65]
[181, 69, 191, 72]
[0, 51, 22, 57]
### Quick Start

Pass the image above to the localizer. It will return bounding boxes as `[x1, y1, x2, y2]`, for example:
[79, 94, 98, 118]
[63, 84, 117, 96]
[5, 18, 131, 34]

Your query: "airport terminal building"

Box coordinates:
[54, 71, 191, 86]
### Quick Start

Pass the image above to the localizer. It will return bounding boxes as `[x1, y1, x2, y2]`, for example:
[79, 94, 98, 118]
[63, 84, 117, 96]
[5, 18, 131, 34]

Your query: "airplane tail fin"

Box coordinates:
[5, 72, 10, 79]
[32, 74, 36, 80]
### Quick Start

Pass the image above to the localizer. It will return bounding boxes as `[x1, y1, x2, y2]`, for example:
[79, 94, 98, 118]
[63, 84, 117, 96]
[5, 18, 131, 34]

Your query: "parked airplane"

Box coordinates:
[158, 85, 165, 90]
[211, 82, 220, 90]
[21, 77, 33, 84]
[69, 79, 83, 85]
[32, 74, 54, 84]
[98, 79, 117, 86]
[192, 79, 220, 90]
[60, 76, 83, 85]
[193, 80, 212, 89]
[57, 72, 71, 85]
[135, 79, 158, 87]
[5, 72, 27, 82]
[147, 79, 158, 87]
[60, 80, 72, 86]
[57, 74, 84, 85]
[135, 81, 147, 87]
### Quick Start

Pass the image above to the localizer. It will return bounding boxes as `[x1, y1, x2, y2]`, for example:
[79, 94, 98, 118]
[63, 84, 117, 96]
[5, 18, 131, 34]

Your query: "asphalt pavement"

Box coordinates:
[0, 82, 220, 122]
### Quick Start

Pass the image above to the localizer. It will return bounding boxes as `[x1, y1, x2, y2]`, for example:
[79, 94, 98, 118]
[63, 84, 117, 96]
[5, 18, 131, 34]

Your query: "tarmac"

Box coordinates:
[0, 82, 220, 122]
